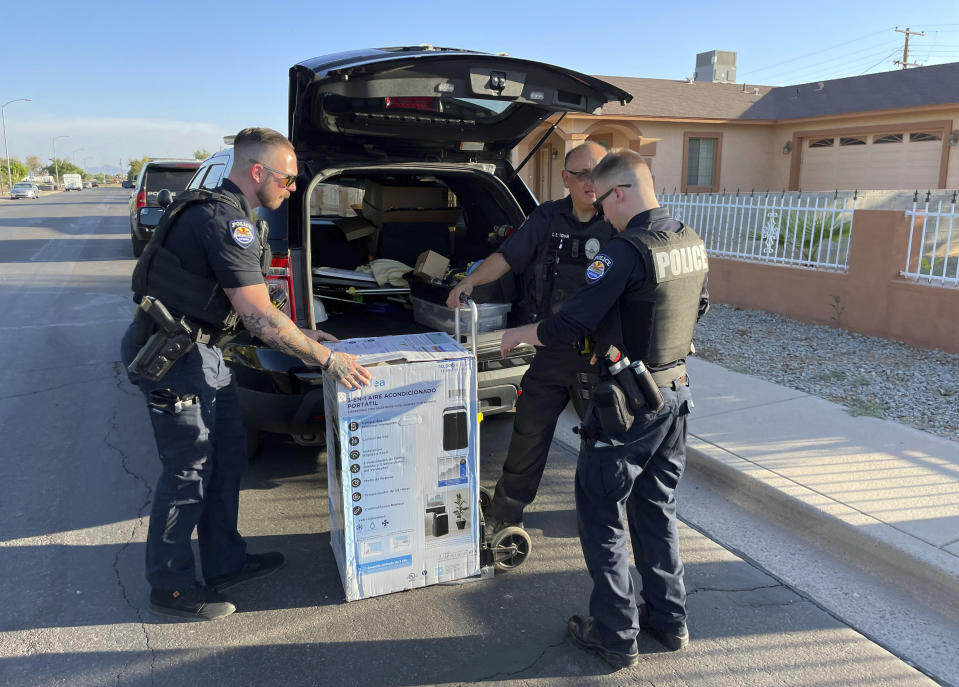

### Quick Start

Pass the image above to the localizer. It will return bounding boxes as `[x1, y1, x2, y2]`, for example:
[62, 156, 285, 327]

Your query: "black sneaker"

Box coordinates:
[645, 624, 689, 651]
[567, 615, 639, 669]
[149, 585, 235, 621]
[638, 606, 689, 651]
[206, 552, 285, 592]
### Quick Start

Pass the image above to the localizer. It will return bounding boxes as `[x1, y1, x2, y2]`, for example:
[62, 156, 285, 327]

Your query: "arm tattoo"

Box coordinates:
[237, 306, 328, 366]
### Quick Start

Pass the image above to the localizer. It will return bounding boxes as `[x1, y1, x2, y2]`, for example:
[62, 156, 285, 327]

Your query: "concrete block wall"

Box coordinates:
[705, 210, 959, 353]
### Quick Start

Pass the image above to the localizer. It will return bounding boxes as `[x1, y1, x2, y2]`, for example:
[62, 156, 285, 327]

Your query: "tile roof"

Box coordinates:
[595, 61, 959, 121]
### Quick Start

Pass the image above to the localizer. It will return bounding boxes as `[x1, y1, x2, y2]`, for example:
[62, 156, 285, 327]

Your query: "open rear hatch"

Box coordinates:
[289, 46, 632, 161]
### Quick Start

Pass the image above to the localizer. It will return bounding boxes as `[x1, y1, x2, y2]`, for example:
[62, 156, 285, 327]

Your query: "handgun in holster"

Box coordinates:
[127, 297, 195, 382]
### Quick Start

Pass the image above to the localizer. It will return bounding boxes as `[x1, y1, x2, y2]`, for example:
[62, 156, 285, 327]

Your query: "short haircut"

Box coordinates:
[233, 127, 293, 165]
[590, 149, 650, 188]
[564, 140, 608, 169]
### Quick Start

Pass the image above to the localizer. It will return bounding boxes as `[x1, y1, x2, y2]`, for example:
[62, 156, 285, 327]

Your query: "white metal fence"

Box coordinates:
[659, 192, 857, 272]
[903, 198, 959, 288]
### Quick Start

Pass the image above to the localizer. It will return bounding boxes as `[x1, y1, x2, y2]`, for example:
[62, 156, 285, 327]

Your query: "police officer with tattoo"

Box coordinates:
[500, 150, 709, 668]
[447, 142, 613, 534]
[121, 127, 371, 621]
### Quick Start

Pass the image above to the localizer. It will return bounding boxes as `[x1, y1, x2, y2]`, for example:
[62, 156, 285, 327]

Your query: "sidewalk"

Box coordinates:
[553, 357, 959, 608]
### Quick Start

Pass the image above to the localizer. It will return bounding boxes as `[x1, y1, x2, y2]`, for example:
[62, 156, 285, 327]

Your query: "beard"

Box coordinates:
[255, 184, 285, 210]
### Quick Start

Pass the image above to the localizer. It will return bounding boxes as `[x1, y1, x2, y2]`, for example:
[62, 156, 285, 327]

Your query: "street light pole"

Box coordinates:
[2, 98, 32, 197]
[52, 135, 68, 189]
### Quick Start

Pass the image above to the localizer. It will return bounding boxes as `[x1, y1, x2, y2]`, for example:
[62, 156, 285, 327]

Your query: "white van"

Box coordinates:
[62, 173, 83, 191]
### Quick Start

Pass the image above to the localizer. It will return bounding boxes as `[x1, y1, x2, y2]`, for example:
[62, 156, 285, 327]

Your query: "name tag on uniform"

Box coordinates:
[651, 245, 708, 282]
[230, 219, 256, 248]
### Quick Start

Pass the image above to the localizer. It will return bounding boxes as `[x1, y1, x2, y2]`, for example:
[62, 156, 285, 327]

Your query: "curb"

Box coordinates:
[683, 435, 959, 616]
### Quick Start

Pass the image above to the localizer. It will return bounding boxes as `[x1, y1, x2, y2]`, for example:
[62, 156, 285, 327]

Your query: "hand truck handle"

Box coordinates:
[453, 293, 479, 358]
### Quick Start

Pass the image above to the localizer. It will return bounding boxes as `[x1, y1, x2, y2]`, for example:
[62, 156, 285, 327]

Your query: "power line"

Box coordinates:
[741, 27, 895, 78]
[746, 41, 903, 85]
[767, 43, 905, 83]
[859, 50, 901, 75]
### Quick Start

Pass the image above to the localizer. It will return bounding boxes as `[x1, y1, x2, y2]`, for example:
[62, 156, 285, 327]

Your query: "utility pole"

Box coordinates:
[894, 27, 924, 69]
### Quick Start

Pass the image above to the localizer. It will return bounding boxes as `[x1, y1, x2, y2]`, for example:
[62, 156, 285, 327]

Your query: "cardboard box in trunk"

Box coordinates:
[361, 180, 462, 225]
[413, 250, 450, 281]
[324, 333, 480, 601]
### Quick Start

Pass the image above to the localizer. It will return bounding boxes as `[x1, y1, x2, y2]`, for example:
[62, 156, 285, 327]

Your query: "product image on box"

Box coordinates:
[324, 332, 480, 601]
[423, 489, 472, 538]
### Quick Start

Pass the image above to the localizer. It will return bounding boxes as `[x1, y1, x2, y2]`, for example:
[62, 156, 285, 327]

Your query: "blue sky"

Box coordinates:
[3, 0, 958, 173]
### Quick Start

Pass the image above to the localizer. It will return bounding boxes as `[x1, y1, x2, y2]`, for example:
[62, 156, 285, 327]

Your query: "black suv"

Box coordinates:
[187, 47, 631, 450]
[129, 159, 200, 256]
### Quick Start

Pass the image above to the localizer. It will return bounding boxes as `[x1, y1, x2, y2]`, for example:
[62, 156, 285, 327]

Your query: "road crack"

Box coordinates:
[107, 361, 156, 686]
[687, 583, 784, 595]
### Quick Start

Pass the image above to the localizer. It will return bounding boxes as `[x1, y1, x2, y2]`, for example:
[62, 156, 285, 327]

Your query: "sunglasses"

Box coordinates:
[249, 158, 297, 188]
[564, 168, 593, 179]
[592, 184, 632, 212]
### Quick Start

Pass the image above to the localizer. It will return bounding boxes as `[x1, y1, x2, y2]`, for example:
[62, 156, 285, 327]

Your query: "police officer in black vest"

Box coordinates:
[121, 127, 371, 621]
[446, 142, 614, 533]
[500, 150, 709, 668]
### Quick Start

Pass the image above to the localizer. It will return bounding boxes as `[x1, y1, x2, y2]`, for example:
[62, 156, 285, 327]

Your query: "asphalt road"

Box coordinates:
[0, 189, 938, 686]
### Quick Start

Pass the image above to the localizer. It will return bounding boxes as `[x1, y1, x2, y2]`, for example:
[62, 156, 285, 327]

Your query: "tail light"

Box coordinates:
[267, 253, 295, 321]
[135, 190, 146, 209]
[384, 96, 439, 111]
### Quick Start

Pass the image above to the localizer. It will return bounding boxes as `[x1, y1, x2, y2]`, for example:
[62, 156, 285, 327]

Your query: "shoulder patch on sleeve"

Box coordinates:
[230, 219, 256, 248]
[585, 253, 613, 282]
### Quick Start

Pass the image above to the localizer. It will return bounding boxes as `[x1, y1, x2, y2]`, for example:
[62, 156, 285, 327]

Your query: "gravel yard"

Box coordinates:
[692, 304, 959, 442]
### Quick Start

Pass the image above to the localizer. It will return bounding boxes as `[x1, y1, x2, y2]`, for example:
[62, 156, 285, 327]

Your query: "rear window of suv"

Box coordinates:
[145, 168, 196, 193]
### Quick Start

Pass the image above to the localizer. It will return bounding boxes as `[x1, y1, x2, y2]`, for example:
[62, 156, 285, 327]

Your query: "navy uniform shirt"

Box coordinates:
[164, 179, 264, 289]
[538, 208, 691, 347]
[498, 195, 613, 273]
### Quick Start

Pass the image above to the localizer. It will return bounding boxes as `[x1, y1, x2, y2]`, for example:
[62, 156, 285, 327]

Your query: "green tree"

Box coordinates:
[44, 159, 83, 177]
[1, 159, 29, 191]
[127, 156, 149, 181]
[194, 148, 211, 160]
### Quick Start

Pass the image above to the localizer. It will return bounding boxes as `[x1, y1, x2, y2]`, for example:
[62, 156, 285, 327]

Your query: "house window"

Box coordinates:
[683, 134, 721, 192]
[587, 133, 613, 150]
[839, 137, 866, 146]
[874, 133, 904, 144]
[809, 138, 834, 148]
[909, 132, 941, 142]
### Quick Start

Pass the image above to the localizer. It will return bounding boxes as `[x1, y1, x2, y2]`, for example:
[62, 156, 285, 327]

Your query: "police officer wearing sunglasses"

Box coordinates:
[446, 142, 614, 537]
[121, 127, 370, 621]
[500, 150, 709, 668]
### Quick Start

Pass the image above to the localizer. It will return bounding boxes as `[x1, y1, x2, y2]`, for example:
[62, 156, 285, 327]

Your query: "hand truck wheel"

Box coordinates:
[490, 526, 532, 571]
[479, 486, 493, 512]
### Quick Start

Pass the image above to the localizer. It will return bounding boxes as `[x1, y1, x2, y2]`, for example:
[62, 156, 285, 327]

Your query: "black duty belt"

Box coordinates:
[650, 364, 687, 388]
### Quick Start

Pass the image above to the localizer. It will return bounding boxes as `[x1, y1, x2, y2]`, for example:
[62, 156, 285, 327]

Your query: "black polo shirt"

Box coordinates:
[164, 179, 264, 288]
[497, 195, 612, 273]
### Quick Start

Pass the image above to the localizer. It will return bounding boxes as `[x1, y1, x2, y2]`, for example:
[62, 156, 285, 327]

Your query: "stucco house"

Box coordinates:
[514, 57, 959, 201]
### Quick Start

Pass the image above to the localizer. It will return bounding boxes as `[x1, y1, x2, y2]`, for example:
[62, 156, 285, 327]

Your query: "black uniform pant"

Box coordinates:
[575, 381, 693, 654]
[488, 345, 595, 523]
[121, 324, 248, 591]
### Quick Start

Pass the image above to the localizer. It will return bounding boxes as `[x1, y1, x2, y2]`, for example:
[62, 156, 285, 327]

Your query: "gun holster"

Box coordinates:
[127, 298, 195, 382]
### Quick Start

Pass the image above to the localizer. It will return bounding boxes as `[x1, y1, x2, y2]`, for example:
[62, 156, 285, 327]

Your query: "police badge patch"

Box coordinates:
[585, 237, 602, 260]
[230, 219, 255, 248]
[586, 253, 613, 282]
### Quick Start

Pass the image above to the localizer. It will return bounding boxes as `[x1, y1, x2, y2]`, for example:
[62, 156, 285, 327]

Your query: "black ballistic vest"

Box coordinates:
[597, 222, 708, 367]
[524, 205, 613, 321]
[131, 189, 270, 333]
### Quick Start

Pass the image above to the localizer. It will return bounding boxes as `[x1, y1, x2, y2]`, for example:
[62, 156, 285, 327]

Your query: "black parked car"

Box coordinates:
[186, 46, 631, 452]
[129, 159, 200, 257]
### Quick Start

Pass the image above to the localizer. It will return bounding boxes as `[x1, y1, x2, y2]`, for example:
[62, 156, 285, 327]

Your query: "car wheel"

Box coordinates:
[132, 235, 147, 258]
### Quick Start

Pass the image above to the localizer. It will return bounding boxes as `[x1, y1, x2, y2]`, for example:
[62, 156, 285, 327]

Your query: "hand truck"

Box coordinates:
[455, 294, 532, 572]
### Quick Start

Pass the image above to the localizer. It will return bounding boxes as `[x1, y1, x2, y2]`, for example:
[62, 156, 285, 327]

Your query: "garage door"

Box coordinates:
[800, 130, 941, 191]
